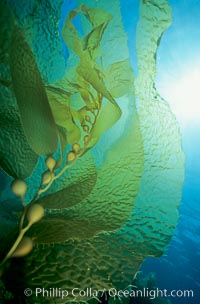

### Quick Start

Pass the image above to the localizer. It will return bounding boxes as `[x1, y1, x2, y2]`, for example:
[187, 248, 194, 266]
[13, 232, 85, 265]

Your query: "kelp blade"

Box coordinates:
[0, 103, 38, 179]
[10, 25, 58, 156]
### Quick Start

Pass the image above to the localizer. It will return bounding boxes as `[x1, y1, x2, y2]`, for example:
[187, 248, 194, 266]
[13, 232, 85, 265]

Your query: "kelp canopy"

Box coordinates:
[0, 0, 184, 303]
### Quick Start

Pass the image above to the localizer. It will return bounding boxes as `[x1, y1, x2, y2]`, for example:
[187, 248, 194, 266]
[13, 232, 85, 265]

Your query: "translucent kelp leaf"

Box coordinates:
[105, 59, 134, 98]
[68, 108, 143, 232]
[0, 106, 38, 179]
[132, 0, 184, 259]
[37, 153, 97, 209]
[9, 25, 58, 156]
[87, 101, 122, 148]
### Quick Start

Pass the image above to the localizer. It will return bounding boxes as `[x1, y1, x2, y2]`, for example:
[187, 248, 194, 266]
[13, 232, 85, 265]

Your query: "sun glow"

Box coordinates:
[157, 67, 200, 127]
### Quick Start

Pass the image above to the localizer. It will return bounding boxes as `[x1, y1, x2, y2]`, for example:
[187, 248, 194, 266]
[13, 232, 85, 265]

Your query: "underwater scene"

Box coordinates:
[0, 0, 199, 303]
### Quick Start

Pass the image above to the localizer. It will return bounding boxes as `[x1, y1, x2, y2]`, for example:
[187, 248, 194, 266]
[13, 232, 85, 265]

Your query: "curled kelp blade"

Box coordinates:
[81, 5, 113, 27]
[61, 5, 118, 104]
[0, 105, 38, 179]
[9, 25, 58, 156]
[77, 57, 119, 106]
[83, 22, 109, 55]
[62, 4, 122, 148]
[86, 100, 122, 149]
[46, 86, 81, 144]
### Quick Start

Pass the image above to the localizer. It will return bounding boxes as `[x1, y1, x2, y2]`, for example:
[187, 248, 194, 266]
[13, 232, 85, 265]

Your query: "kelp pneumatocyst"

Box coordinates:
[12, 236, 33, 258]
[11, 179, 27, 198]
[45, 156, 56, 172]
[26, 204, 45, 225]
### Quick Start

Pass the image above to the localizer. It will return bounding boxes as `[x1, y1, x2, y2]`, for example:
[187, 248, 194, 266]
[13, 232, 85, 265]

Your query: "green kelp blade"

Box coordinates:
[87, 100, 121, 149]
[37, 171, 97, 209]
[37, 153, 97, 209]
[0, 105, 38, 179]
[9, 25, 58, 156]
[27, 215, 102, 244]
[105, 59, 135, 98]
